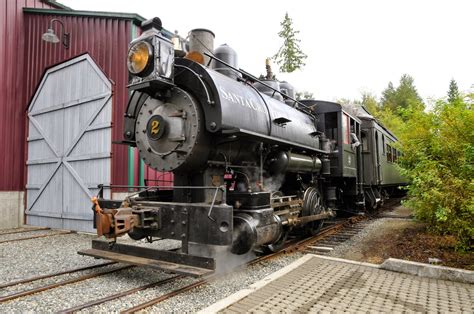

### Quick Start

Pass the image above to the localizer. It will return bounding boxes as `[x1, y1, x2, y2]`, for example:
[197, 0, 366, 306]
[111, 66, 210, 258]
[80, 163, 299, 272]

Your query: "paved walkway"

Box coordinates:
[207, 255, 473, 313]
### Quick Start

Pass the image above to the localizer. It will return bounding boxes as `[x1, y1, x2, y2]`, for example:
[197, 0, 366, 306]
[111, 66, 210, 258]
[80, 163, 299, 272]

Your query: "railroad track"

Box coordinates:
[0, 264, 132, 303]
[303, 219, 373, 255]
[0, 262, 116, 290]
[101, 216, 369, 314]
[58, 275, 183, 314]
[1, 204, 400, 312]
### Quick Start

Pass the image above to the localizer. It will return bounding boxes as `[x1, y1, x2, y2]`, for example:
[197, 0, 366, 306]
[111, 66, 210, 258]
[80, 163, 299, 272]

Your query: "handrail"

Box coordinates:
[204, 52, 314, 116]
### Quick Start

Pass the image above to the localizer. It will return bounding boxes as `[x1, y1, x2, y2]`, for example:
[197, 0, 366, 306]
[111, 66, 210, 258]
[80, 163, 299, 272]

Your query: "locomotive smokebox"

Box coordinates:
[134, 87, 209, 172]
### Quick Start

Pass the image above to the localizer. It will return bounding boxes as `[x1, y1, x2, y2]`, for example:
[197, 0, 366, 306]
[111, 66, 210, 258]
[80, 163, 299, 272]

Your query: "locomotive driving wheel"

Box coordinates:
[303, 187, 325, 236]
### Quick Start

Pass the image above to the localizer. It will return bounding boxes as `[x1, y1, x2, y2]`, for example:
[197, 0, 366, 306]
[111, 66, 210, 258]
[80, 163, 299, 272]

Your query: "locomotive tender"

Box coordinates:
[79, 17, 406, 276]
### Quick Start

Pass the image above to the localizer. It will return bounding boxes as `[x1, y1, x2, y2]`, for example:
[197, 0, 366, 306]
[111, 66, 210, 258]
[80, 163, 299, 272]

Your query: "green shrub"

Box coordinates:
[397, 96, 474, 251]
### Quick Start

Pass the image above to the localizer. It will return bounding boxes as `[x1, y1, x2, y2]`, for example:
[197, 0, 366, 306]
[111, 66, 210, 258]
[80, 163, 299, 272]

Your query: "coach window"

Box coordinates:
[361, 131, 368, 152]
[392, 147, 397, 162]
[382, 135, 386, 154]
[386, 144, 392, 162]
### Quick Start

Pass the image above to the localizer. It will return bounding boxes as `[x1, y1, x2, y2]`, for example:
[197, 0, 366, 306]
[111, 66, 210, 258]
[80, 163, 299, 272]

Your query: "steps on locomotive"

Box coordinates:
[78, 240, 215, 277]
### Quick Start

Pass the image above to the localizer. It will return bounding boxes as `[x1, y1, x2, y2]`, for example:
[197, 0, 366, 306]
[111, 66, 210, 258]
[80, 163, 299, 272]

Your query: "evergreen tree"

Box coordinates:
[273, 13, 307, 73]
[381, 82, 397, 110]
[447, 79, 461, 103]
[381, 74, 423, 111]
[361, 92, 380, 116]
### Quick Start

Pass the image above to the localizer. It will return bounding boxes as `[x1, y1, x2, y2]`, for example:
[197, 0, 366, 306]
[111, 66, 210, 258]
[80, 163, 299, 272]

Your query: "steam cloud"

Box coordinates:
[189, 243, 256, 275]
[263, 173, 285, 192]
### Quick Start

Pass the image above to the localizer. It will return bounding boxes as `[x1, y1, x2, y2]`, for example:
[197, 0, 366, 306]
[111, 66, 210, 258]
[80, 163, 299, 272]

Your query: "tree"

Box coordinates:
[361, 92, 380, 116]
[380, 82, 396, 109]
[381, 74, 423, 112]
[273, 13, 307, 73]
[447, 79, 461, 103]
[335, 98, 356, 106]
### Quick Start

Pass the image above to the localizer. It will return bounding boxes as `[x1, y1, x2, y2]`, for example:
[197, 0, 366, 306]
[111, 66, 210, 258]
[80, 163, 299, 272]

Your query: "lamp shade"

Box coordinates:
[42, 28, 60, 43]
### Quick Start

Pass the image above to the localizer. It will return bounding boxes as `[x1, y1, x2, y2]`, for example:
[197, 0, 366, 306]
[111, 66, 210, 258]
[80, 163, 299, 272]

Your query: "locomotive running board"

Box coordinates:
[78, 240, 215, 277]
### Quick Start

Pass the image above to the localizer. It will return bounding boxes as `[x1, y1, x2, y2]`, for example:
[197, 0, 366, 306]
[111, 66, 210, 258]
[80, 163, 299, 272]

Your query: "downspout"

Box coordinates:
[139, 159, 145, 186]
[128, 22, 140, 191]
[128, 147, 134, 191]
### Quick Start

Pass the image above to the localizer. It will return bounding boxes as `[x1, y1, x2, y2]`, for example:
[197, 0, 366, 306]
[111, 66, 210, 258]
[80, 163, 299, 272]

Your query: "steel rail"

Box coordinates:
[120, 279, 207, 314]
[58, 275, 183, 313]
[0, 265, 134, 303]
[0, 262, 116, 289]
[0, 231, 74, 244]
[0, 227, 50, 236]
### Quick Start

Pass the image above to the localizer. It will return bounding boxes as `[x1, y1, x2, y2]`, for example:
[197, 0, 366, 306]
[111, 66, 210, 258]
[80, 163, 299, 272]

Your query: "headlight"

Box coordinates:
[127, 41, 153, 76]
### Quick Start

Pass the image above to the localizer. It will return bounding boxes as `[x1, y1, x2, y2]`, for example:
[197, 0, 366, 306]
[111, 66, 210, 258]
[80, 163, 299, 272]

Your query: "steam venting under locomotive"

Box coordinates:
[81, 17, 405, 275]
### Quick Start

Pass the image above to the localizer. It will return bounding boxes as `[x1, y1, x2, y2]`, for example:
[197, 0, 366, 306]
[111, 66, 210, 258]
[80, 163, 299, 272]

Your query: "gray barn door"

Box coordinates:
[26, 54, 112, 232]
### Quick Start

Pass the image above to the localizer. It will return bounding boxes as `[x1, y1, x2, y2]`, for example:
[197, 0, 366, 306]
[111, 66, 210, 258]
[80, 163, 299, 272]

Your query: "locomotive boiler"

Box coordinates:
[79, 17, 405, 276]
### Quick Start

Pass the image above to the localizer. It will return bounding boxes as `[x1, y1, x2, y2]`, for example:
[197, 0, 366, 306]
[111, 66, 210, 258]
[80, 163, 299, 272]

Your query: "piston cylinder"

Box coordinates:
[231, 213, 282, 255]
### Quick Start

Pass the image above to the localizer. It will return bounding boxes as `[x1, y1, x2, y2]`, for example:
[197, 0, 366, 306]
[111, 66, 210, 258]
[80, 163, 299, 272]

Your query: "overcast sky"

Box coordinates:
[60, 0, 474, 103]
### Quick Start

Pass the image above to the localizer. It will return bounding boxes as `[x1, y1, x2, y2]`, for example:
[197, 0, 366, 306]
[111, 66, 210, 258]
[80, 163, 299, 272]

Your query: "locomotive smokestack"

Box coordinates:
[265, 58, 274, 80]
[188, 28, 215, 66]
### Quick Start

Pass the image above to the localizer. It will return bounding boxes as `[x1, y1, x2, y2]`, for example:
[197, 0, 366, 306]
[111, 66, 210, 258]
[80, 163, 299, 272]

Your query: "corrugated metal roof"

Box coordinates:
[23, 7, 175, 38]
[40, 0, 71, 10]
[24, 7, 145, 25]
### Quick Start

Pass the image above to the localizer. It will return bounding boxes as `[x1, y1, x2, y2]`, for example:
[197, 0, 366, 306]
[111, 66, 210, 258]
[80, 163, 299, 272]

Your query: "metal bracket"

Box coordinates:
[180, 208, 189, 254]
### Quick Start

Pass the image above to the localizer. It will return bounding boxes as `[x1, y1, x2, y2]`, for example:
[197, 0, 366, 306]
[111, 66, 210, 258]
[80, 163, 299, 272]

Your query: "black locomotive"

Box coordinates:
[79, 17, 406, 276]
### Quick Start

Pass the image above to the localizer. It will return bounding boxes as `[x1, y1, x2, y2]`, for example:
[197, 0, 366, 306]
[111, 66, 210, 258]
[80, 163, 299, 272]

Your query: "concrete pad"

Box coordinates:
[199, 254, 314, 314]
[202, 254, 474, 313]
[0, 191, 24, 229]
[381, 258, 474, 284]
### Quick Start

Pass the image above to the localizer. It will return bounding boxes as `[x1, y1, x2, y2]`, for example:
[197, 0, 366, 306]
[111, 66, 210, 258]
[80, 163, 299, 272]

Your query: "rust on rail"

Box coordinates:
[0, 230, 74, 244]
[0, 262, 116, 289]
[0, 265, 133, 303]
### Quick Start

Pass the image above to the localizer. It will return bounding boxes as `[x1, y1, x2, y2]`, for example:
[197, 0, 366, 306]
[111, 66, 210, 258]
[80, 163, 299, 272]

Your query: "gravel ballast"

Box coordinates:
[327, 218, 390, 258]
[0, 217, 388, 313]
[0, 233, 99, 284]
[0, 228, 305, 313]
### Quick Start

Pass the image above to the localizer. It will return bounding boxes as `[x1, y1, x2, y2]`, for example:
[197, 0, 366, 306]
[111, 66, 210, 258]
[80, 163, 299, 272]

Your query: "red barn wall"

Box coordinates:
[0, 0, 56, 191]
[22, 12, 136, 188]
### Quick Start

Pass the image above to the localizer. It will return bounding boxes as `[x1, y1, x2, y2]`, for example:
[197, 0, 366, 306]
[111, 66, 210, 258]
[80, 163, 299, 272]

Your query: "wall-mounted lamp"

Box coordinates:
[42, 18, 70, 49]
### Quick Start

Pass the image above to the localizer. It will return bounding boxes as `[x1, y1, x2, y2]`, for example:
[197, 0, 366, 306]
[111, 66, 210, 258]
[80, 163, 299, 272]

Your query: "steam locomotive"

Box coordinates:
[79, 17, 406, 276]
